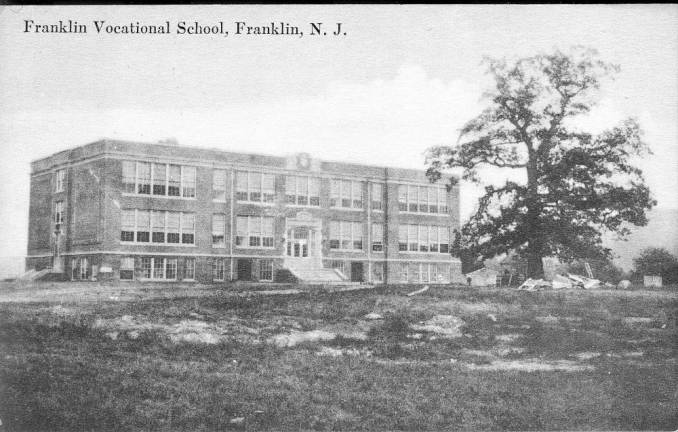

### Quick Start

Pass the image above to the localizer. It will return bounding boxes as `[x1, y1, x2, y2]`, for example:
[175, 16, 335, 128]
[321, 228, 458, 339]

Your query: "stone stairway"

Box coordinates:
[285, 265, 349, 284]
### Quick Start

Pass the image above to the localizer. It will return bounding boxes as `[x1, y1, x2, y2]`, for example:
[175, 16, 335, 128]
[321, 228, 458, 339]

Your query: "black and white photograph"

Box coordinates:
[0, 4, 676, 430]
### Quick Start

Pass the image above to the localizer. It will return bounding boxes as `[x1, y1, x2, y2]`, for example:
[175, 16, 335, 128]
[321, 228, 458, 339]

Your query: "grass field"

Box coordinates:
[0, 283, 676, 431]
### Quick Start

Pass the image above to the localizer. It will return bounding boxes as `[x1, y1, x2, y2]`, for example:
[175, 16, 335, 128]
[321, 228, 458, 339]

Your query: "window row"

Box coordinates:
[398, 185, 448, 214]
[330, 180, 363, 209]
[235, 215, 275, 248]
[220, 172, 387, 211]
[398, 225, 450, 253]
[398, 262, 451, 283]
[212, 258, 272, 281]
[236, 171, 275, 203]
[286, 176, 320, 206]
[121, 210, 195, 244]
[122, 161, 196, 198]
[329, 221, 363, 250]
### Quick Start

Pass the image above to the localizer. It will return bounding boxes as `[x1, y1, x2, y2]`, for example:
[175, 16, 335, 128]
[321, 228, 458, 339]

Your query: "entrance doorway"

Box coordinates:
[237, 259, 252, 281]
[286, 227, 312, 258]
[350, 262, 364, 282]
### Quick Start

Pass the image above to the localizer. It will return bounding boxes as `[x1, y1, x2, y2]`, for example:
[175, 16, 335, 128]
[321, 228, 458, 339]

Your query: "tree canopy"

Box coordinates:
[426, 47, 655, 277]
[633, 248, 678, 283]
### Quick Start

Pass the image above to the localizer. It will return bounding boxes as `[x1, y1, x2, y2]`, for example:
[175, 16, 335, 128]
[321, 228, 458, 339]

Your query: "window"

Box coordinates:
[141, 257, 152, 279]
[439, 227, 450, 254]
[429, 226, 439, 253]
[330, 179, 363, 209]
[260, 259, 273, 281]
[398, 186, 408, 211]
[408, 186, 418, 212]
[419, 225, 429, 252]
[372, 262, 384, 283]
[151, 211, 165, 243]
[428, 188, 438, 214]
[399, 262, 408, 282]
[372, 223, 384, 252]
[408, 224, 418, 252]
[371, 183, 383, 211]
[213, 170, 227, 201]
[249, 217, 261, 247]
[409, 263, 420, 283]
[120, 257, 134, 280]
[212, 259, 225, 281]
[184, 258, 195, 280]
[121, 161, 197, 199]
[71, 257, 90, 280]
[397, 263, 450, 284]
[398, 225, 407, 252]
[212, 214, 226, 247]
[152, 163, 166, 195]
[286, 176, 320, 206]
[329, 221, 340, 250]
[136, 210, 150, 243]
[262, 217, 274, 247]
[182, 166, 196, 198]
[121, 210, 195, 245]
[167, 212, 180, 243]
[397, 224, 450, 254]
[168, 165, 181, 196]
[235, 216, 275, 248]
[329, 221, 362, 250]
[439, 190, 449, 214]
[122, 161, 136, 193]
[181, 213, 195, 244]
[55, 169, 66, 193]
[418, 186, 428, 213]
[54, 201, 65, 224]
[236, 171, 275, 204]
[139, 257, 177, 280]
[153, 256, 164, 279]
[398, 184, 448, 214]
[137, 162, 151, 194]
[121, 210, 135, 242]
[165, 258, 178, 280]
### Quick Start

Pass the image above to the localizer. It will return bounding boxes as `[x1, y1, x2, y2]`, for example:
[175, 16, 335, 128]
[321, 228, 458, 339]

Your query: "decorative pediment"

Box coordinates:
[285, 153, 320, 171]
[296, 211, 312, 221]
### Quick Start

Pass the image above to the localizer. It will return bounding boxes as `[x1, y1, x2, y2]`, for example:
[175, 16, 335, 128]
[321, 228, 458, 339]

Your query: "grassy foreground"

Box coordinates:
[0, 284, 676, 431]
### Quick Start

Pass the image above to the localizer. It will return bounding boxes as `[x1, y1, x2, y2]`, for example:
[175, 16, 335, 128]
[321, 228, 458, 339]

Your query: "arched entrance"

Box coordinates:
[284, 212, 323, 271]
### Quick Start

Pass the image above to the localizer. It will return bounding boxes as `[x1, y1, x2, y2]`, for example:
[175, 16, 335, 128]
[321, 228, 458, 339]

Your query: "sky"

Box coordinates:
[0, 4, 677, 263]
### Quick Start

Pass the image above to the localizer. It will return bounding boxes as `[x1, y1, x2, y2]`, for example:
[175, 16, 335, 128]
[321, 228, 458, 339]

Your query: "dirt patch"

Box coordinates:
[269, 330, 337, 347]
[316, 346, 367, 357]
[465, 359, 594, 372]
[495, 333, 522, 343]
[410, 315, 464, 338]
[623, 317, 655, 325]
[574, 351, 601, 361]
[94, 316, 260, 345]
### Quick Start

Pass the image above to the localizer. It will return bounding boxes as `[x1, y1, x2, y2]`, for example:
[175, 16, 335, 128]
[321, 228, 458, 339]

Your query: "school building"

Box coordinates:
[26, 139, 463, 284]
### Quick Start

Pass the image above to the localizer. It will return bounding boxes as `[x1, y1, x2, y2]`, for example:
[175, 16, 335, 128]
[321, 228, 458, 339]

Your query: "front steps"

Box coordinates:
[285, 264, 352, 285]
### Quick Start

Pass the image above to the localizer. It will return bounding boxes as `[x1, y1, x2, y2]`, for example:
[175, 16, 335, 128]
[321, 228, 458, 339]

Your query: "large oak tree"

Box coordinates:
[426, 47, 655, 278]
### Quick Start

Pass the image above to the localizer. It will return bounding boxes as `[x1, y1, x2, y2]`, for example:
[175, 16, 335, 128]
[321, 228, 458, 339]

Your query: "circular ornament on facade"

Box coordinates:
[296, 153, 311, 170]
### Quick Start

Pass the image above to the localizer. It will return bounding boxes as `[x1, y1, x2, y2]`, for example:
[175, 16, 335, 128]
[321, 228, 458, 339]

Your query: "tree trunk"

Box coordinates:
[526, 247, 544, 279]
[525, 154, 545, 279]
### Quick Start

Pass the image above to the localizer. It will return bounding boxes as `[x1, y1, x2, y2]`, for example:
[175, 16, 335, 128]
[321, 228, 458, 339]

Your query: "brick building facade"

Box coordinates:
[26, 139, 463, 284]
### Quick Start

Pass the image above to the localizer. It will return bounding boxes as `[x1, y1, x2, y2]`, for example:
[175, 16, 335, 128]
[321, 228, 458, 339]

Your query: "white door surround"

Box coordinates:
[284, 211, 323, 270]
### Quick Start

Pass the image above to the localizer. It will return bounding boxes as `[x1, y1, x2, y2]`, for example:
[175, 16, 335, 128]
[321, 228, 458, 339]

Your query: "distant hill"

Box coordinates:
[604, 208, 678, 271]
